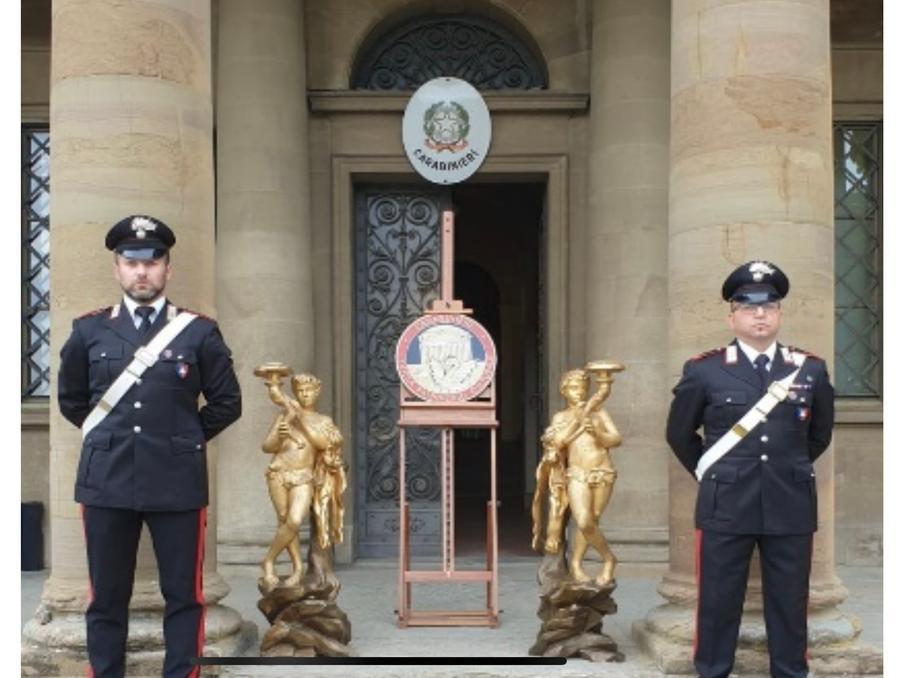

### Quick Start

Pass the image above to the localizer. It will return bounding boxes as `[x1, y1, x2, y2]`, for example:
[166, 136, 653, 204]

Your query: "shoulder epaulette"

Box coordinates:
[76, 306, 112, 320]
[176, 306, 217, 324]
[787, 345, 823, 362]
[689, 347, 725, 362]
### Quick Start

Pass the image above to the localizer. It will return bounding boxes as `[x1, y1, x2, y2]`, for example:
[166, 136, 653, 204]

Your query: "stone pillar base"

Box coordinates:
[21, 604, 258, 677]
[633, 603, 883, 675]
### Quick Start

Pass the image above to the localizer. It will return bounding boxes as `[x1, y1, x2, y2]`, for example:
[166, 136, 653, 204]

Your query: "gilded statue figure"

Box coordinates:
[256, 365, 346, 592]
[532, 362, 624, 586]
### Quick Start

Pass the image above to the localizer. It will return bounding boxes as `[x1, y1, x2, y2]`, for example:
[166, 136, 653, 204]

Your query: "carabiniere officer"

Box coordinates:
[58, 215, 242, 678]
[665, 260, 835, 678]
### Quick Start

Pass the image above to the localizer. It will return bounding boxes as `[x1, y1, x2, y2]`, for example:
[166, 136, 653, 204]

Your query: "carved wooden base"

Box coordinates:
[258, 580, 351, 657]
[529, 551, 625, 663]
[257, 540, 352, 657]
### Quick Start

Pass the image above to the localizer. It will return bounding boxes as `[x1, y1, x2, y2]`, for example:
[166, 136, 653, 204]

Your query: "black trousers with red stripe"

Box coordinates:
[694, 530, 813, 678]
[82, 505, 206, 678]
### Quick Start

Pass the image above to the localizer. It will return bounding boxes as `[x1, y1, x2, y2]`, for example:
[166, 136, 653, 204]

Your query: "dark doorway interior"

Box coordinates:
[353, 180, 544, 559]
[451, 182, 544, 557]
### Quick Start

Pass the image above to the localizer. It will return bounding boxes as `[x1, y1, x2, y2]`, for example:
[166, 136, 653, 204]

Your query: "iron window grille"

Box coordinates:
[22, 126, 50, 398]
[833, 121, 882, 397]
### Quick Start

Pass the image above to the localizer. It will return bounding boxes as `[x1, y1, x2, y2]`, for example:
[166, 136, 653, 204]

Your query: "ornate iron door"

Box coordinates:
[355, 187, 449, 557]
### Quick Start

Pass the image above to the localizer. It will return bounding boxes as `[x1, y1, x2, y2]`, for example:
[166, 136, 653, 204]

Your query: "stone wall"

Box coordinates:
[18, 0, 882, 568]
[831, 43, 882, 565]
[21, 37, 50, 568]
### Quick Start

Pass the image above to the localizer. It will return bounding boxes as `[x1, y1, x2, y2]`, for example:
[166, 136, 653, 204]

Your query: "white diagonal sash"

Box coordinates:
[81, 312, 198, 439]
[694, 355, 806, 481]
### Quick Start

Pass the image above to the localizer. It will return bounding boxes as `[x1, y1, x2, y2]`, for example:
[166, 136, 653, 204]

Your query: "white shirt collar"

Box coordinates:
[736, 339, 777, 368]
[122, 295, 167, 326]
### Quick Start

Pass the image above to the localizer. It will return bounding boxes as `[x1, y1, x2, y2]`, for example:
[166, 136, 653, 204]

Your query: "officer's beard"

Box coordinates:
[123, 282, 164, 303]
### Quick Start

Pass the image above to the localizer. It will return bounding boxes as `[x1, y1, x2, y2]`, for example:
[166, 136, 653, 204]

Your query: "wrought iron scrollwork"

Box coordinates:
[352, 15, 547, 90]
[356, 191, 444, 509]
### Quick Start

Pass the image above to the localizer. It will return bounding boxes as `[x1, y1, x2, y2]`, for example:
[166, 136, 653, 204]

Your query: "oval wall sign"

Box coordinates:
[402, 77, 492, 184]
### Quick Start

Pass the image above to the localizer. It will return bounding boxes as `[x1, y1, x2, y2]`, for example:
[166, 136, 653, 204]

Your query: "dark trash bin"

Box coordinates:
[22, 501, 44, 571]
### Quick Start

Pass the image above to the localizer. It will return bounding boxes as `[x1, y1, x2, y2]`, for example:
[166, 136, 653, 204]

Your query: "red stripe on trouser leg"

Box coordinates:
[693, 529, 703, 660]
[188, 507, 207, 678]
[79, 505, 96, 678]
[805, 535, 813, 665]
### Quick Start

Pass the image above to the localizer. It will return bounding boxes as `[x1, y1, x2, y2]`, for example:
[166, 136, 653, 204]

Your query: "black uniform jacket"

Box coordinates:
[666, 341, 834, 535]
[58, 301, 242, 511]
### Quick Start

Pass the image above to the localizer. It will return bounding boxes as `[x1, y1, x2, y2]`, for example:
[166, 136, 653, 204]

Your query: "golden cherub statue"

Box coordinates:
[531, 361, 624, 585]
[254, 363, 346, 592]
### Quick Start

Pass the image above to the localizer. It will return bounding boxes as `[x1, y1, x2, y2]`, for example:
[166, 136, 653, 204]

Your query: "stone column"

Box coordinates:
[22, 1, 255, 674]
[584, 0, 671, 560]
[633, 1, 881, 674]
[214, 0, 318, 566]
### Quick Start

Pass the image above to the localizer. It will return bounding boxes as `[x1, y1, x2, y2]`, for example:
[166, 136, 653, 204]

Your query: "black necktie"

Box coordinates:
[135, 306, 154, 336]
[754, 354, 771, 390]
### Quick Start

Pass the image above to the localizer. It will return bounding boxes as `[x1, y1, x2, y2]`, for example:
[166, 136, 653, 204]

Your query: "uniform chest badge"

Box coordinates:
[176, 362, 190, 379]
[796, 406, 810, 422]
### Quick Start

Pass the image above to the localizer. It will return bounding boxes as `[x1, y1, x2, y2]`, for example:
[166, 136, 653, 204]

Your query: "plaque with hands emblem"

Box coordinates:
[395, 313, 497, 402]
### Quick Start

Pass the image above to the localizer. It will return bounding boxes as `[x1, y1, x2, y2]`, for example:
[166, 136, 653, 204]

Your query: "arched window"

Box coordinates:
[352, 14, 547, 90]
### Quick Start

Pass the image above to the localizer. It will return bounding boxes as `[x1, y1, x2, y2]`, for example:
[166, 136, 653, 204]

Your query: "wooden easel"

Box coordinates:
[396, 210, 500, 627]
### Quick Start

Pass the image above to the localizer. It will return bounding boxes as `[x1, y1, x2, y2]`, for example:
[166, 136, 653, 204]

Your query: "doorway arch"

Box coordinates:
[351, 11, 548, 90]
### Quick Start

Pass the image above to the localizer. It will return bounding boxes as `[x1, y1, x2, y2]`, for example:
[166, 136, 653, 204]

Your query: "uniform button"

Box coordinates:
[136, 378, 143, 385]
[100, 352, 107, 358]
[196, 444, 202, 450]
[711, 473, 716, 479]
[760, 454, 769, 462]
[761, 435, 769, 443]
[134, 401, 142, 409]
[725, 397, 732, 403]
[133, 425, 142, 433]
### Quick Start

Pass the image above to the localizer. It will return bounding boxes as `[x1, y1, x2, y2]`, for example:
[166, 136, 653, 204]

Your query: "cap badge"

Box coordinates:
[749, 261, 775, 282]
[131, 216, 157, 240]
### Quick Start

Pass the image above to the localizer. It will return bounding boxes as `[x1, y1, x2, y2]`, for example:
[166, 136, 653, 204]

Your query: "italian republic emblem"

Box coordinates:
[423, 100, 470, 152]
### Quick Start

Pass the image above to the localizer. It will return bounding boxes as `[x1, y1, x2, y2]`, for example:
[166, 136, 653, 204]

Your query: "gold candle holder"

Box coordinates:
[584, 359, 626, 386]
[253, 362, 293, 384]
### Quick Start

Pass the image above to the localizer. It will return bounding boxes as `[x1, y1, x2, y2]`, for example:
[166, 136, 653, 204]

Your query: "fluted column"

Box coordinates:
[22, 1, 255, 674]
[585, 0, 670, 557]
[214, 0, 317, 566]
[634, 1, 880, 673]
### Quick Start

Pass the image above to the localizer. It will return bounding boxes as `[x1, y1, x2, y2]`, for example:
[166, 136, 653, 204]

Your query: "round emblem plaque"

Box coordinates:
[396, 314, 497, 402]
[402, 77, 492, 185]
